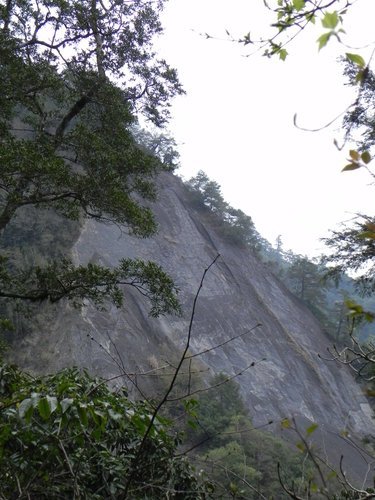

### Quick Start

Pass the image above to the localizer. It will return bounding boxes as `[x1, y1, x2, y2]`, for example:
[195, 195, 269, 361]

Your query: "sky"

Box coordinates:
[154, 0, 375, 257]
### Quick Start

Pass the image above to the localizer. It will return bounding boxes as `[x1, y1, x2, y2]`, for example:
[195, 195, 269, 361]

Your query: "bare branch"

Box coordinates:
[85, 334, 154, 405]
[185, 322, 262, 360]
[166, 358, 265, 403]
[54, 92, 94, 147]
[179, 419, 274, 456]
[277, 462, 306, 500]
[193, 456, 268, 500]
[120, 255, 220, 499]
[337, 455, 375, 498]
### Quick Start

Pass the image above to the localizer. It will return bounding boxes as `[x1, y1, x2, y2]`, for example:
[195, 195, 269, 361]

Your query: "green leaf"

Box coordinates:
[38, 397, 51, 420]
[364, 312, 375, 322]
[91, 427, 102, 440]
[78, 405, 88, 427]
[281, 418, 290, 429]
[317, 32, 331, 51]
[131, 413, 148, 434]
[184, 398, 199, 418]
[229, 482, 239, 494]
[357, 231, 375, 240]
[361, 151, 371, 164]
[327, 470, 337, 480]
[296, 441, 305, 452]
[278, 48, 288, 61]
[344, 299, 362, 311]
[346, 301, 364, 315]
[342, 162, 360, 171]
[346, 52, 366, 69]
[349, 149, 360, 160]
[292, 0, 305, 11]
[187, 419, 198, 430]
[306, 423, 318, 435]
[321, 11, 339, 29]
[306, 12, 315, 24]
[310, 483, 318, 493]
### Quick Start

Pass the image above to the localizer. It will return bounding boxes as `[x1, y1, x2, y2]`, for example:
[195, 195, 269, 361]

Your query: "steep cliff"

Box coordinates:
[8, 172, 375, 482]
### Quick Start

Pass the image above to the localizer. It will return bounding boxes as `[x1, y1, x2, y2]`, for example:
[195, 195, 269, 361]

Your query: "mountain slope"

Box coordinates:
[9, 172, 375, 483]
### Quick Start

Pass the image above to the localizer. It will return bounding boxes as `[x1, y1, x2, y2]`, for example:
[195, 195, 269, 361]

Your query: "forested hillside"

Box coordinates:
[185, 170, 375, 346]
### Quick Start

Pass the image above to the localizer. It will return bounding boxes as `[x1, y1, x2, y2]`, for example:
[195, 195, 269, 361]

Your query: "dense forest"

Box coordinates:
[1, 0, 375, 498]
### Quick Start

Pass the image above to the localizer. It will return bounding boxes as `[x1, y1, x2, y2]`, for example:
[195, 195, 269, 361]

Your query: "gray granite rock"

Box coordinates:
[9, 172, 375, 484]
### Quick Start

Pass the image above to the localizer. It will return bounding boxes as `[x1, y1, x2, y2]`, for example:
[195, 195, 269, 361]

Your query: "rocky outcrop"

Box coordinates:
[9, 172, 375, 483]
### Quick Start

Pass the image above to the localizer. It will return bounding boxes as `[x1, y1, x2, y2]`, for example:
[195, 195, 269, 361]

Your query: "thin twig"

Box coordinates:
[85, 334, 154, 405]
[193, 456, 268, 500]
[178, 419, 274, 456]
[277, 462, 306, 500]
[166, 358, 265, 402]
[120, 255, 220, 499]
[185, 322, 262, 359]
[339, 455, 375, 498]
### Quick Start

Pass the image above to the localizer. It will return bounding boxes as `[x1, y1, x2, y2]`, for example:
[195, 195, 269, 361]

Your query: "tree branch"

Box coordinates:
[120, 255, 220, 499]
[54, 92, 94, 147]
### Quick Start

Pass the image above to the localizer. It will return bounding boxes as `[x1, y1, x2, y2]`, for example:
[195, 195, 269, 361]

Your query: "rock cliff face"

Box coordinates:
[10, 172, 375, 481]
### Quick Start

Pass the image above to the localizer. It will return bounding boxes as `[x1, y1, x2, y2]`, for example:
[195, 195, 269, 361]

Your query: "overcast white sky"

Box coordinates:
[154, 0, 375, 257]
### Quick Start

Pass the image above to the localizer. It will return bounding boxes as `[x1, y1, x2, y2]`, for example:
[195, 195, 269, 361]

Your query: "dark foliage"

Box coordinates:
[0, 0, 184, 319]
[0, 361, 209, 498]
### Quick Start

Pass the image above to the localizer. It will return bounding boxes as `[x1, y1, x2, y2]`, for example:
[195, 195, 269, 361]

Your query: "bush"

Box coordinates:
[0, 363, 209, 498]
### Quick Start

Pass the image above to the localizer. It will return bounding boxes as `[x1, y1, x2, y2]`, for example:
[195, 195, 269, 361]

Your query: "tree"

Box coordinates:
[186, 171, 263, 249]
[314, 56, 375, 290]
[183, 375, 315, 499]
[0, 0, 185, 319]
[222, 207, 259, 247]
[286, 255, 326, 305]
[0, 4, 211, 493]
[342, 61, 375, 151]
[187, 170, 227, 214]
[0, 0, 183, 229]
[319, 58, 375, 293]
[204, 440, 263, 498]
[131, 126, 180, 171]
[0, 360, 210, 498]
[187, 373, 247, 447]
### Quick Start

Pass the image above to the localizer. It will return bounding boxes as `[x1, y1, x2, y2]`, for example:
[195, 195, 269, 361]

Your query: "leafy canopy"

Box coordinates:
[184, 375, 315, 499]
[0, 361, 209, 498]
[186, 170, 263, 250]
[0, 0, 184, 318]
